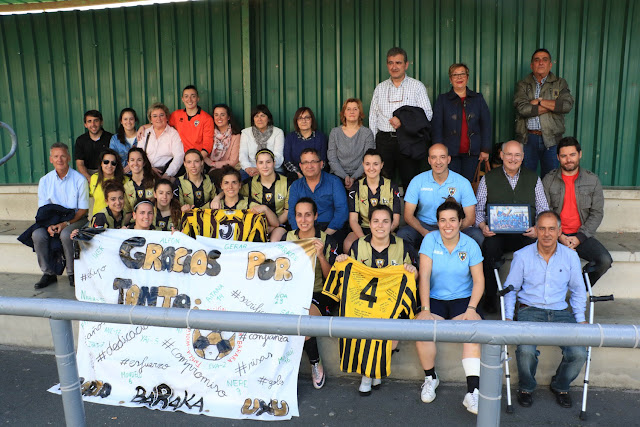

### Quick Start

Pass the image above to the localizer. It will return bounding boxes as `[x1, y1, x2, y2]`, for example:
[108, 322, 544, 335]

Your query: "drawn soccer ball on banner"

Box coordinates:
[192, 330, 236, 360]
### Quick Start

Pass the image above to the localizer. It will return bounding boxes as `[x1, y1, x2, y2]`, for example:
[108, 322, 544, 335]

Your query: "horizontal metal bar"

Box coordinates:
[0, 296, 639, 349]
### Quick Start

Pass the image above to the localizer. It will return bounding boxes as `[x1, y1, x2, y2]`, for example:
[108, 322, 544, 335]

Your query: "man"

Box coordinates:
[514, 48, 574, 177]
[397, 143, 482, 249]
[287, 148, 348, 242]
[543, 136, 612, 285]
[75, 110, 113, 181]
[476, 140, 549, 312]
[32, 143, 89, 288]
[504, 211, 587, 409]
[369, 47, 432, 189]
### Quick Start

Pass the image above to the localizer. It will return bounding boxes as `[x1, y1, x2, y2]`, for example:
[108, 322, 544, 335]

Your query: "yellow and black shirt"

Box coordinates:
[348, 176, 401, 228]
[222, 195, 256, 211]
[124, 179, 154, 213]
[322, 259, 417, 379]
[90, 207, 124, 229]
[350, 234, 417, 269]
[153, 207, 178, 231]
[173, 173, 217, 208]
[241, 173, 291, 217]
[282, 228, 338, 293]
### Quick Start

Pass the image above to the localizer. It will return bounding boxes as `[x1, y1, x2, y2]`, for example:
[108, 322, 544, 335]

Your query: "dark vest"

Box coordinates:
[485, 167, 537, 211]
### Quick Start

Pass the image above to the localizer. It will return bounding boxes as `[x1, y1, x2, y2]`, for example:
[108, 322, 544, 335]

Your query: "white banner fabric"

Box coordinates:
[49, 229, 316, 420]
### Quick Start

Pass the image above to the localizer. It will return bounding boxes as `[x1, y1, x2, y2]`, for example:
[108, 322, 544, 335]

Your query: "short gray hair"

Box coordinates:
[50, 142, 69, 153]
[536, 210, 561, 228]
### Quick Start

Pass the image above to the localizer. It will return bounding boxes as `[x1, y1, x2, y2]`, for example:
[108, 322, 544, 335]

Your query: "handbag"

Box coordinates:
[472, 159, 491, 194]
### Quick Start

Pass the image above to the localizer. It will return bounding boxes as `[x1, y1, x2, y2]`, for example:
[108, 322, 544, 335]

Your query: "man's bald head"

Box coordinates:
[429, 143, 449, 157]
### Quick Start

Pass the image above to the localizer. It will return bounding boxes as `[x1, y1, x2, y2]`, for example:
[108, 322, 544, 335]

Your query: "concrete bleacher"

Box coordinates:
[1, 184, 639, 389]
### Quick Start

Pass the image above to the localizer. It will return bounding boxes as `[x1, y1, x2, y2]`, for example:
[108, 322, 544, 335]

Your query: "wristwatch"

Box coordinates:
[65, 221, 71, 227]
[538, 98, 542, 105]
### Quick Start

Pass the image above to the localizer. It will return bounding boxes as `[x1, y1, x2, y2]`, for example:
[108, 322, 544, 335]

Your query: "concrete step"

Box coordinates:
[1, 273, 639, 390]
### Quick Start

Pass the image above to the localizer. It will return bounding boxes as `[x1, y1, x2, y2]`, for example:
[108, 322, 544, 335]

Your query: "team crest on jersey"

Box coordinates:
[448, 187, 456, 197]
[195, 190, 202, 199]
[265, 193, 273, 202]
[158, 221, 166, 229]
[137, 189, 144, 198]
[375, 259, 385, 268]
[459, 252, 467, 261]
[370, 198, 378, 207]
[194, 120, 200, 127]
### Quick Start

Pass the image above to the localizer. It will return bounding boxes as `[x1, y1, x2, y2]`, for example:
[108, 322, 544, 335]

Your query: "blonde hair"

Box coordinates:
[339, 98, 364, 126]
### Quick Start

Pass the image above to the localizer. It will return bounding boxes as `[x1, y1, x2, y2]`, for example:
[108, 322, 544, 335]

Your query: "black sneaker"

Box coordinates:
[69, 274, 75, 287]
[34, 274, 57, 289]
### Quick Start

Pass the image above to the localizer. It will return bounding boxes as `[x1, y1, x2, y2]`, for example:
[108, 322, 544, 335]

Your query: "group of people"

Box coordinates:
[24, 45, 614, 416]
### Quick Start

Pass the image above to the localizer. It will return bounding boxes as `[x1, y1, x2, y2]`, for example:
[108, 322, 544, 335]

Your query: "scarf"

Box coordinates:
[252, 125, 273, 150]
[211, 127, 233, 161]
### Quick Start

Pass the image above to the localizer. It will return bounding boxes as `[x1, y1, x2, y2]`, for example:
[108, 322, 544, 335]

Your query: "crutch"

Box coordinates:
[493, 257, 515, 414]
[579, 261, 614, 421]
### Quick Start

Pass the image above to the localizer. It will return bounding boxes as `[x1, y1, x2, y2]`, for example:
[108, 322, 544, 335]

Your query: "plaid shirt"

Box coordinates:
[526, 75, 548, 131]
[369, 76, 432, 135]
[475, 167, 549, 225]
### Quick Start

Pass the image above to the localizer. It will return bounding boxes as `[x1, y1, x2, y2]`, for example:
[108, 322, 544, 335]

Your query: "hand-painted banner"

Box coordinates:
[49, 229, 316, 420]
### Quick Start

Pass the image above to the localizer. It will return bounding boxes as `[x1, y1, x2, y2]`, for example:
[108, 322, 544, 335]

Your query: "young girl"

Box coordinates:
[90, 181, 127, 229]
[128, 200, 155, 231]
[109, 108, 139, 170]
[153, 178, 182, 231]
[173, 149, 217, 212]
[89, 149, 128, 214]
[124, 147, 155, 222]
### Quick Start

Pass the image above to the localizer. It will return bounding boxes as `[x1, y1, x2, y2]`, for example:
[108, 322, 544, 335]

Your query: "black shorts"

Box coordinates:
[429, 297, 484, 320]
[312, 292, 337, 316]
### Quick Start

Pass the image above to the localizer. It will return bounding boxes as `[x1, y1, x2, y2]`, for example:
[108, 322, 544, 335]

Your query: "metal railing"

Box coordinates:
[0, 296, 638, 427]
[0, 121, 17, 166]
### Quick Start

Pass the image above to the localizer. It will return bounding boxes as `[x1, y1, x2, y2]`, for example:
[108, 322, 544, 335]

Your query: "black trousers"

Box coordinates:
[482, 234, 536, 304]
[376, 132, 421, 190]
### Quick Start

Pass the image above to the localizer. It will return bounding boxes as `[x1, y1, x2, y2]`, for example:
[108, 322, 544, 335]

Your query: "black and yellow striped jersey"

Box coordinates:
[90, 207, 124, 229]
[153, 207, 179, 231]
[241, 173, 291, 217]
[123, 179, 155, 213]
[180, 208, 267, 242]
[322, 258, 417, 379]
[173, 173, 217, 208]
[350, 234, 417, 269]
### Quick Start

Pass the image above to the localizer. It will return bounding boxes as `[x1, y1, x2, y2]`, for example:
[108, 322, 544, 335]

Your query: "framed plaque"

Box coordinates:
[487, 204, 533, 234]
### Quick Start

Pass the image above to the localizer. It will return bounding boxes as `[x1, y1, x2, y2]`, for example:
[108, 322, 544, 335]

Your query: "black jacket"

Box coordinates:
[393, 106, 432, 160]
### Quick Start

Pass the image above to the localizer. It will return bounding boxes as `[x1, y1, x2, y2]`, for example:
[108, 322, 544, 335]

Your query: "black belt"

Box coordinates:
[378, 131, 397, 138]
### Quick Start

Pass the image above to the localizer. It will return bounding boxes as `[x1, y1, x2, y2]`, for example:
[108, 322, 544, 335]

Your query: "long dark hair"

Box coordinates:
[127, 147, 155, 189]
[154, 178, 182, 227]
[116, 108, 139, 145]
[212, 103, 241, 135]
[97, 149, 125, 190]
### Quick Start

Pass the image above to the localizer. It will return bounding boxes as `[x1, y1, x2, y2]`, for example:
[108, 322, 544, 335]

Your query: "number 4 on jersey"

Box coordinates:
[359, 278, 378, 308]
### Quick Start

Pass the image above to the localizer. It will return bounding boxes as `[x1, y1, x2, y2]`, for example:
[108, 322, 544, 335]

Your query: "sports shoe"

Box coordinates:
[463, 388, 479, 414]
[372, 377, 382, 390]
[359, 375, 372, 396]
[420, 375, 439, 403]
[311, 360, 325, 389]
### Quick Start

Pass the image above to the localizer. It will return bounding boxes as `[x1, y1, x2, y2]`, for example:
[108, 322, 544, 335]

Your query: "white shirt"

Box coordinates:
[369, 76, 433, 135]
[38, 168, 89, 210]
[140, 125, 184, 177]
[239, 127, 285, 170]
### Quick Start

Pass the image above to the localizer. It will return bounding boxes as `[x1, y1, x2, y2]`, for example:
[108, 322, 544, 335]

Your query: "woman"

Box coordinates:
[89, 149, 128, 214]
[282, 198, 339, 390]
[241, 149, 291, 242]
[239, 105, 284, 180]
[123, 148, 155, 219]
[128, 200, 155, 230]
[72, 182, 127, 238]
[432, 63, 492, 181]
[328, 98, 375, 189]
[173, 149, 217, 212]
[153, 178, 182, 231]
[206, 104, 241, 187]
[109, 108, 138, 170]
[336, 204, 417, 395]
[283, 107, 327, 179]
[414, 198, 484, 415]
[210, 166, 279, 228]
[139, 103, 184, 179]
[343, 148, 401, 253]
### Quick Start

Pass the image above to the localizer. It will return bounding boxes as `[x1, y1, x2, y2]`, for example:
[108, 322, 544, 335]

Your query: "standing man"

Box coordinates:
[288, 148, 348, 242]
[504, 211, 587, 409]
[543, 136, 612, 285]
[369, 47, 432, 189]
[75, 110, 113, 181]
[514, 48, 574, 177]
[397, 143, 482, 249]
[30, 143, 89, 288]
[476, 140, 549, 312]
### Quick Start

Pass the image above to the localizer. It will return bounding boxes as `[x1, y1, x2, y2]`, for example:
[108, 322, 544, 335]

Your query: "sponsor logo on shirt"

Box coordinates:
[277, 194, 284, 200]
[381, 198, 388, 204]
[421, 187, 433, 191]
[433, 249, 444, 255]
[390, 260, 398, 266]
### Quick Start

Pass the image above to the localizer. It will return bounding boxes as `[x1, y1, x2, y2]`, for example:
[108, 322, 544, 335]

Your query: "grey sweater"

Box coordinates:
[327, 126, 375, 179]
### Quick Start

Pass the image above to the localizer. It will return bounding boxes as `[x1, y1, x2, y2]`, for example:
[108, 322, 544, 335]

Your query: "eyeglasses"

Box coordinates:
[300, 160, 321, 166]
[450, 73, 468, 78]
[103, 160, 118, 166]
[298, 116, 312, 121]
[387, 86, 404, 103]
[151, 114, 166, 119]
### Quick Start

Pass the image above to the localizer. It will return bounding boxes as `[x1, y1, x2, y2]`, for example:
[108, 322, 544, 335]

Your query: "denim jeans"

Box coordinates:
[515, 306, 587, 393]
[396, 220, 484, 249]
[523, 133, 559, 177]
[449, 154, 480, 183]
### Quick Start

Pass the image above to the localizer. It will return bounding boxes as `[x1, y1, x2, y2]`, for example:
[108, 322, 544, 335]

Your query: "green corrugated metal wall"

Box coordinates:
[1, 0, 639, 185]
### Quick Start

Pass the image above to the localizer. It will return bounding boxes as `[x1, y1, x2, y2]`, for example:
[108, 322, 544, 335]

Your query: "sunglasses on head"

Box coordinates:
[102, 159, 117, 166]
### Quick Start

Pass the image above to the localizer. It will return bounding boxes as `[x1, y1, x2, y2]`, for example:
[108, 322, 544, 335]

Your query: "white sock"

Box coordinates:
[462, 357, 481, 377]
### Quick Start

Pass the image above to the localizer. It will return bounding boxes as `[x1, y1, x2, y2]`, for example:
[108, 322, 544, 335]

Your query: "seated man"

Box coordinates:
[504, 211, 587, 409]
[31, 143, 89, 288]
[542, 136, 612, 285]
[397, 143, 482, 249]
[288, 148, 348, 243]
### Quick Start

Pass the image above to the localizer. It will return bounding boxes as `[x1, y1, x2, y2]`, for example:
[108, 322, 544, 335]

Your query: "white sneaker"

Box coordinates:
[311, 360, 325, 389]
[420, 375, 439, 403]
[372, 377, 382, 389]
[463, 388, 479, 414]
[359, 375, 373, 396]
